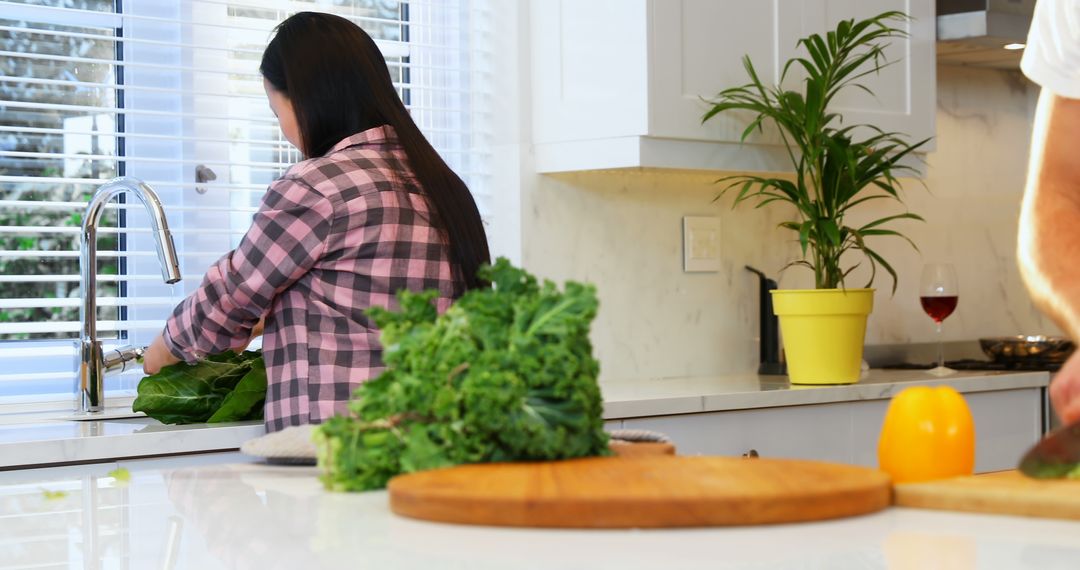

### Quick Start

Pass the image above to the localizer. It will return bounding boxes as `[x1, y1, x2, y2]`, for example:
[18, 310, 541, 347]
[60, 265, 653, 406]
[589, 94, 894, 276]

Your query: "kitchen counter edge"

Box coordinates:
[601, 369, 1051, 419]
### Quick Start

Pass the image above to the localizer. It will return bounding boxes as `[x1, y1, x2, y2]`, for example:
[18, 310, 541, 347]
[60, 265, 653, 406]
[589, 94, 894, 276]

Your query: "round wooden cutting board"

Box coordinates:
[387, 455, 891, 528]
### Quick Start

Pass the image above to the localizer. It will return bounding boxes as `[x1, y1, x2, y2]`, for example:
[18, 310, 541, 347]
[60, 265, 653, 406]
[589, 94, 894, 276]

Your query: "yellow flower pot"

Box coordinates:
[770, 288, 874, 385]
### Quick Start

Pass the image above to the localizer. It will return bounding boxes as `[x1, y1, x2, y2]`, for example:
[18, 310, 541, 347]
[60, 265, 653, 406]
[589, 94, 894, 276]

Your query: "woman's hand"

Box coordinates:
[143, 333, 181, 375]
[239, 317, 266, 351]
[1051, 352, 1080, 425]
[251, 317, 265, 339]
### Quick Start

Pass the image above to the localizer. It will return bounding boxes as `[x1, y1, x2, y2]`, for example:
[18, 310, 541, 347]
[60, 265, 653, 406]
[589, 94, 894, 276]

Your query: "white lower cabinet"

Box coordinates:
[621, 388, 1043, 473]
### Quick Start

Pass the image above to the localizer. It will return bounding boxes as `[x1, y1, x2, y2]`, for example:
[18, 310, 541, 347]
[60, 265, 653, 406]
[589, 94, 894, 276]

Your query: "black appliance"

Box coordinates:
[746, 266, 786, 375]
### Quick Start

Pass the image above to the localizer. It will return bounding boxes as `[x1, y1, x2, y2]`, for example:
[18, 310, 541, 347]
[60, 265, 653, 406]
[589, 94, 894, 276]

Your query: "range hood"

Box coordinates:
[937, 0, 1035, 69]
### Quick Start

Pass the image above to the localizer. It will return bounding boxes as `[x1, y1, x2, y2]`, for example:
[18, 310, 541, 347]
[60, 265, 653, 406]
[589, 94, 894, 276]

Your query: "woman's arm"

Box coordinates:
[1019, 89, 1080, 423]
[144, 177, 332, 373]
[144, 317, 265, 374]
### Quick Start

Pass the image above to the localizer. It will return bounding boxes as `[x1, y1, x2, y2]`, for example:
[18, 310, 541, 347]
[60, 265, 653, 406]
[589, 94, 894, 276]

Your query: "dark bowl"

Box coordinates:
[979, 335, 1075, 364]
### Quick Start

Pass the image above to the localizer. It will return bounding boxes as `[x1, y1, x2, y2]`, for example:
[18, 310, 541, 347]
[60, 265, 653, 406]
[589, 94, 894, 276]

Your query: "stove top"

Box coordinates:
[882, 358, 1062, 372]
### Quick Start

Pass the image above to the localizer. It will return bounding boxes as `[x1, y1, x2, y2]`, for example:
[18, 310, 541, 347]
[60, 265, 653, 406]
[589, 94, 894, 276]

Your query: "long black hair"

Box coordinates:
[260, 11, 490, 291]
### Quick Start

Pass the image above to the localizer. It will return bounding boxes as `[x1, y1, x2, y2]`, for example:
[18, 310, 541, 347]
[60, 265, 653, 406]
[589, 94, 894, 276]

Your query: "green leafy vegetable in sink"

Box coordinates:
[314, 258, 610, 492]
[133, 350, 266, 424]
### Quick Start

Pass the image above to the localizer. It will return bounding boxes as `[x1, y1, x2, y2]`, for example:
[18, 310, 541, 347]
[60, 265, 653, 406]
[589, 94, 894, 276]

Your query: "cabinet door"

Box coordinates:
[850, 389, 1043, 473]
[622, 402, 855, 462]
[648, 0, 786, 145]
[648, 0, 934, 148]
[621, 410, 750, 457]
[531, 0, 650, 144]
[789, 0, 936, 147]
[621, 388, 1041, 473]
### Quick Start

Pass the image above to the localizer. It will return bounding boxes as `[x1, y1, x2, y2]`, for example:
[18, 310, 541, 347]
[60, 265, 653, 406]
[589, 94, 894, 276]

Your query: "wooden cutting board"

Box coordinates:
[388, 456, 891, 528]
[894, 470, 1080, 521]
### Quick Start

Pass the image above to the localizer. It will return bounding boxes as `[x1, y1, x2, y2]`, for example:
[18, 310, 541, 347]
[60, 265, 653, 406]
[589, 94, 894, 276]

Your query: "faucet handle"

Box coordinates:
[102, 345, 147, 374]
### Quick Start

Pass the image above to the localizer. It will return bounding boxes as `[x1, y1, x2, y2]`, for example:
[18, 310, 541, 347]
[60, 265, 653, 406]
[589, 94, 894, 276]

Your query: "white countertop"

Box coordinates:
[0, 370, 1048, 469]
[1, 458, 1078, 570]
[601, 369, 1051, 419]
[0, 416, 264, 470]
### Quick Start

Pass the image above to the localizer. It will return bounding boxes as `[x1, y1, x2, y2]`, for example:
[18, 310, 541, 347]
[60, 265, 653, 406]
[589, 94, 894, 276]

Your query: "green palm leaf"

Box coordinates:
[702, 10, 927, 292]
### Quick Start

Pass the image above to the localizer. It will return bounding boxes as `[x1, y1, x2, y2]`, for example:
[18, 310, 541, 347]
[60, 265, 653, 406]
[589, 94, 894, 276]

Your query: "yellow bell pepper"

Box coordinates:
[878, 385, 975, 483]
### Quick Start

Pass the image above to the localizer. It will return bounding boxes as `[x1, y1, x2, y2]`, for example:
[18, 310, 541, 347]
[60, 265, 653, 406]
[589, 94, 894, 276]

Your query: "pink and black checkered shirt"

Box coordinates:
[162, 125, 462, 432]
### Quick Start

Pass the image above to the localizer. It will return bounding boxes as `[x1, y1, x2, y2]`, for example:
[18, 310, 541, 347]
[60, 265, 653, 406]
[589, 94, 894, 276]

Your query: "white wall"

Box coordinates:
[522, 171, 798, 382]
[858, 65, 1060, 345]
[493, 1, 1055, 382]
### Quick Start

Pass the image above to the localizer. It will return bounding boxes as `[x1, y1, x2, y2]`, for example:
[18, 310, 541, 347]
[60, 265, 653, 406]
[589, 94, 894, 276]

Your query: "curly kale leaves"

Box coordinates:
[133, 350, 266, 424]
[314, 258, 610, 492]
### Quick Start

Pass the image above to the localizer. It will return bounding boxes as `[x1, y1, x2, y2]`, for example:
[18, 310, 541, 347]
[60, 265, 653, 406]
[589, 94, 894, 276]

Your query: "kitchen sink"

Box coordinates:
[0, 407, 147, 426]
[49, 409, 147, 422]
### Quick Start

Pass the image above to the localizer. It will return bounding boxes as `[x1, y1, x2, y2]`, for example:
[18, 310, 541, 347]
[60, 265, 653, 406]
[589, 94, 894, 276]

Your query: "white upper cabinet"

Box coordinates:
[531, 0, 936, 173]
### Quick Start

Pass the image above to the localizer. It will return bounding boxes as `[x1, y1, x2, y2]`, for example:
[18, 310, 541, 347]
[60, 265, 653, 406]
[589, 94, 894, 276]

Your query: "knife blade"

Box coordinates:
[1018, 418, 1080, 479]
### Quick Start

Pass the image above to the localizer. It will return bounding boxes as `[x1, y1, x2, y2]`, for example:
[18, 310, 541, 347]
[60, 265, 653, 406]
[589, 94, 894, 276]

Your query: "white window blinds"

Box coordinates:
[0, 0, 490, 402]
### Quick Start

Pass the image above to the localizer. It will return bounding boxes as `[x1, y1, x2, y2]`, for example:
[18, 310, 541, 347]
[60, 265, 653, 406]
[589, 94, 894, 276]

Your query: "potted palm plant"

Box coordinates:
[702, 11, 929, 384]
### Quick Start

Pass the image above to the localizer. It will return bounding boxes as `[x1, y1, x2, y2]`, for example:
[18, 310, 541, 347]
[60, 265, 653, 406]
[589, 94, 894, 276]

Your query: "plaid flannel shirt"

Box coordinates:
[162, 125, 462, 431]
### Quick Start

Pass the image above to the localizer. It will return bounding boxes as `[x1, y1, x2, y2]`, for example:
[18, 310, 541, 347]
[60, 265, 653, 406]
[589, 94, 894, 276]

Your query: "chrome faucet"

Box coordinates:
[78, 177, 181, 414]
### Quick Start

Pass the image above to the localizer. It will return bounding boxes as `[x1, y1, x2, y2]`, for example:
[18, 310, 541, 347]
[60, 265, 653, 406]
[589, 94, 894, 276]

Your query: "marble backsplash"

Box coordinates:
[523, 170, 799, 381]
[522, 65, 1060, 382]
[856, 65, 1060, 346]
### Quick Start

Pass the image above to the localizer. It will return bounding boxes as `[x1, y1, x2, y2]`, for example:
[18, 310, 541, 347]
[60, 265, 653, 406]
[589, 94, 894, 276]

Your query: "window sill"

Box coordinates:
[0, 393, 136, 423]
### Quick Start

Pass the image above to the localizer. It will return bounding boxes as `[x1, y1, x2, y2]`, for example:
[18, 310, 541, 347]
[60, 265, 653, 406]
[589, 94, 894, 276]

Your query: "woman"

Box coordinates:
[142, 12, 490, 432]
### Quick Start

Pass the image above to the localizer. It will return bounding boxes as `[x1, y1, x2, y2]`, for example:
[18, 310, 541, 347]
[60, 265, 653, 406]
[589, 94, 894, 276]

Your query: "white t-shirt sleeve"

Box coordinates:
[1023, 0, 1080, 99]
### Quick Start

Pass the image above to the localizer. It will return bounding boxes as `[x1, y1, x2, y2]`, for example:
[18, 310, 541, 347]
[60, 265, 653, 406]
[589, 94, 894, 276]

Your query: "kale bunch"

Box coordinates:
[314, 258, 609, 491]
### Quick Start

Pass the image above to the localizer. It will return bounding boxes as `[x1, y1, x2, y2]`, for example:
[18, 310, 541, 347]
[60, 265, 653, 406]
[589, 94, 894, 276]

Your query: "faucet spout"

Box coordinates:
[78, 177, 181, 414]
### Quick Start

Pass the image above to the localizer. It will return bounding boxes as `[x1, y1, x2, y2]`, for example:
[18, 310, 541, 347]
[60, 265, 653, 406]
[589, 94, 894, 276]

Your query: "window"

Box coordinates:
[0, 0, 490, 405]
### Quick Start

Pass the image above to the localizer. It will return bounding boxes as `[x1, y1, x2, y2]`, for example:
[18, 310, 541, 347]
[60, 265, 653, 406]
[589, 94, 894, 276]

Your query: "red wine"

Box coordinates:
[920, 295, 958, 323]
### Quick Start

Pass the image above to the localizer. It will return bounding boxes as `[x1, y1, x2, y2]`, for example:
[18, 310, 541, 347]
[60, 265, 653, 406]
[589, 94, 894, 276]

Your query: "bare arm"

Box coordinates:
[1019, 89, 1080, 339]
[1019, 89, 1080, 424]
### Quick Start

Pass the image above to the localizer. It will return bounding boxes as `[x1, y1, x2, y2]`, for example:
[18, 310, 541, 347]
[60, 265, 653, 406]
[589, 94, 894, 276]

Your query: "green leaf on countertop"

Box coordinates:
[134, 350, 266, 425]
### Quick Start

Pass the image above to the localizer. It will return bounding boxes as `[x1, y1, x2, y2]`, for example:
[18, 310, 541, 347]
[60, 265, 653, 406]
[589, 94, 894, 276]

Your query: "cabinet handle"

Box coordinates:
[742, 449, 759, 459]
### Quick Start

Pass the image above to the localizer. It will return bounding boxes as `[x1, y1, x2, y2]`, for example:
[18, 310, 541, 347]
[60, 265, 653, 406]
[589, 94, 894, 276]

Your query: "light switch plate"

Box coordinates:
[683, 216, 721, 273]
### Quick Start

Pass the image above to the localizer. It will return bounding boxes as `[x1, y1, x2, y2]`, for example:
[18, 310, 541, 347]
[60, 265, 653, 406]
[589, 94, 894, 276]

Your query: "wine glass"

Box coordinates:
[920, 263, 959, 376]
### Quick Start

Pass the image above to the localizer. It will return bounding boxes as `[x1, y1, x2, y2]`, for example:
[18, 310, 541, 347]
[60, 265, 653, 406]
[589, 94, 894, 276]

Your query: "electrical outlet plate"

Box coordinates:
[683, 216, 721, 273]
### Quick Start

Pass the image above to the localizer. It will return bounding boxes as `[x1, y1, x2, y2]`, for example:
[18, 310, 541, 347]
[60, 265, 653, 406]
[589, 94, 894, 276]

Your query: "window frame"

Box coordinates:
[0, 0, 490, 411]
